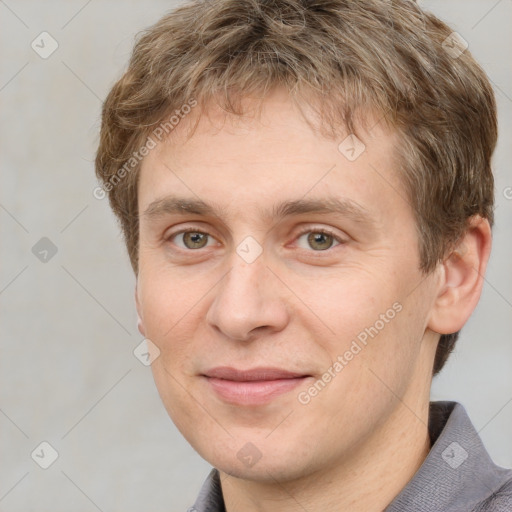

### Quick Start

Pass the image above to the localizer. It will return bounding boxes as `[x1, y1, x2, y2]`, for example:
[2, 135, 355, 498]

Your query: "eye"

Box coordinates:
[295, 228, 344, 251]
[168, 229, 216, 250]
[166, 227, 345, 253]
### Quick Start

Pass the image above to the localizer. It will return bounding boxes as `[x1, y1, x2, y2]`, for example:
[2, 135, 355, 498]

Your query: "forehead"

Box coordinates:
[138, 88, 408, 227]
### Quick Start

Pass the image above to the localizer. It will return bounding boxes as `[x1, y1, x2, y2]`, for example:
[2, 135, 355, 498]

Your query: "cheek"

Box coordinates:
[137, 276, 198, 372]
[299, 272, 388, 350]
[320, 283, 430, 416]
[307, 271, 419, 392]
[138, 262, 201, 330]
[150, 359, 201, 446]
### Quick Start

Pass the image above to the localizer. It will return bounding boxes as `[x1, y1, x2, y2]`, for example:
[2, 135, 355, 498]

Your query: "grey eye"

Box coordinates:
[174, 231, 212, 249]
[297, 231, 340, 251]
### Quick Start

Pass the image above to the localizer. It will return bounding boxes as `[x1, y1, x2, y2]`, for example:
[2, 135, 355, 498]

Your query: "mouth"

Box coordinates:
[201, 367, 312, 406]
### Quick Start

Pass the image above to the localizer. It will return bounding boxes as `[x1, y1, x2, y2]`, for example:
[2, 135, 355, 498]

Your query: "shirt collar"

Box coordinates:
[385, 401, 511, 511]
[190, 401, 512, 512]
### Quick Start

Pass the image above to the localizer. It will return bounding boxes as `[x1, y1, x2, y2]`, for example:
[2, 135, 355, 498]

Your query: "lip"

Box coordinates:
[202, 366, 312, 406]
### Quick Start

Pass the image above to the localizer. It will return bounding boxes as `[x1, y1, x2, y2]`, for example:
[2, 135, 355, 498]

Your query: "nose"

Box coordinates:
[205, 254, 289, 342]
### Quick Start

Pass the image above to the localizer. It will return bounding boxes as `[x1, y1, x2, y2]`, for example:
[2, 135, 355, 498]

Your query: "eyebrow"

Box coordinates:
[142, 195, 375, 227]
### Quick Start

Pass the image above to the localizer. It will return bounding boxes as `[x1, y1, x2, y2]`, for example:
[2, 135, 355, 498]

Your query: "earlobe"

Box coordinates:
[137, 314, 146, 337]
[135, 283, 146, 337]
[428, 216, 492, 335]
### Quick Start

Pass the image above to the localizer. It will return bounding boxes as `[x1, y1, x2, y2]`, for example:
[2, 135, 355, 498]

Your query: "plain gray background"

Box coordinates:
[1, 1, 511, 510]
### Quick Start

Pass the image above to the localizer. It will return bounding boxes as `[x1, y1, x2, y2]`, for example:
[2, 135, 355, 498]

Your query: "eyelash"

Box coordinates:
[294, 227, 344, 250]
[166, 226, 346, 252]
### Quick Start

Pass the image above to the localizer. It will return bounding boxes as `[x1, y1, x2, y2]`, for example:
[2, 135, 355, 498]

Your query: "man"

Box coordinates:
[95, 0, 512, 510]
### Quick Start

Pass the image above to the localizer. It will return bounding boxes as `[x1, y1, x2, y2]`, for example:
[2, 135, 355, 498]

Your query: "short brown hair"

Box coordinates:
[95, 0, 497, 375]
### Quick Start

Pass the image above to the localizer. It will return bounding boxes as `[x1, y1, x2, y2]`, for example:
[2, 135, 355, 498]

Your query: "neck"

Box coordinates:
[220, 390, 432, 512]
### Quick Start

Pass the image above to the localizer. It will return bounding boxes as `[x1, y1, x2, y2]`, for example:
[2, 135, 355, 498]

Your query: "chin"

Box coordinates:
[194, 436, 316, 484]
[215, 458, 308, 483]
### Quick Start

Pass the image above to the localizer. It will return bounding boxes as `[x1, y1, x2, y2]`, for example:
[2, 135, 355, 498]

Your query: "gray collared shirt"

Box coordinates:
[189, 401, 512, 511]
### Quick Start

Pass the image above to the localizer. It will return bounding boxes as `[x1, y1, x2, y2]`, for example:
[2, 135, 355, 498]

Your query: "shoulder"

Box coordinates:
[473, 474, 512, 511]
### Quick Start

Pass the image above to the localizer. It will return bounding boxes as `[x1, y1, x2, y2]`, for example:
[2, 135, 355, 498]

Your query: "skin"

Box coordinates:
[135, 86, 492, 511]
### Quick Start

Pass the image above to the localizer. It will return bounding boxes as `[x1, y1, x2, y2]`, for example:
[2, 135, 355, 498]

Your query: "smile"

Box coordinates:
[201, 367, 312, 406]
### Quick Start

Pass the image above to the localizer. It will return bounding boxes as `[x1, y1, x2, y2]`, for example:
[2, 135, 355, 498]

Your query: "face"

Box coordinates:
[136, 87, 440, 482]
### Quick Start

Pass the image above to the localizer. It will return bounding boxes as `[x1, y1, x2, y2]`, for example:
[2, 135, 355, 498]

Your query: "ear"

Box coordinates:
[135, 282, 146, 337]
[428, 215, 492, 335]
